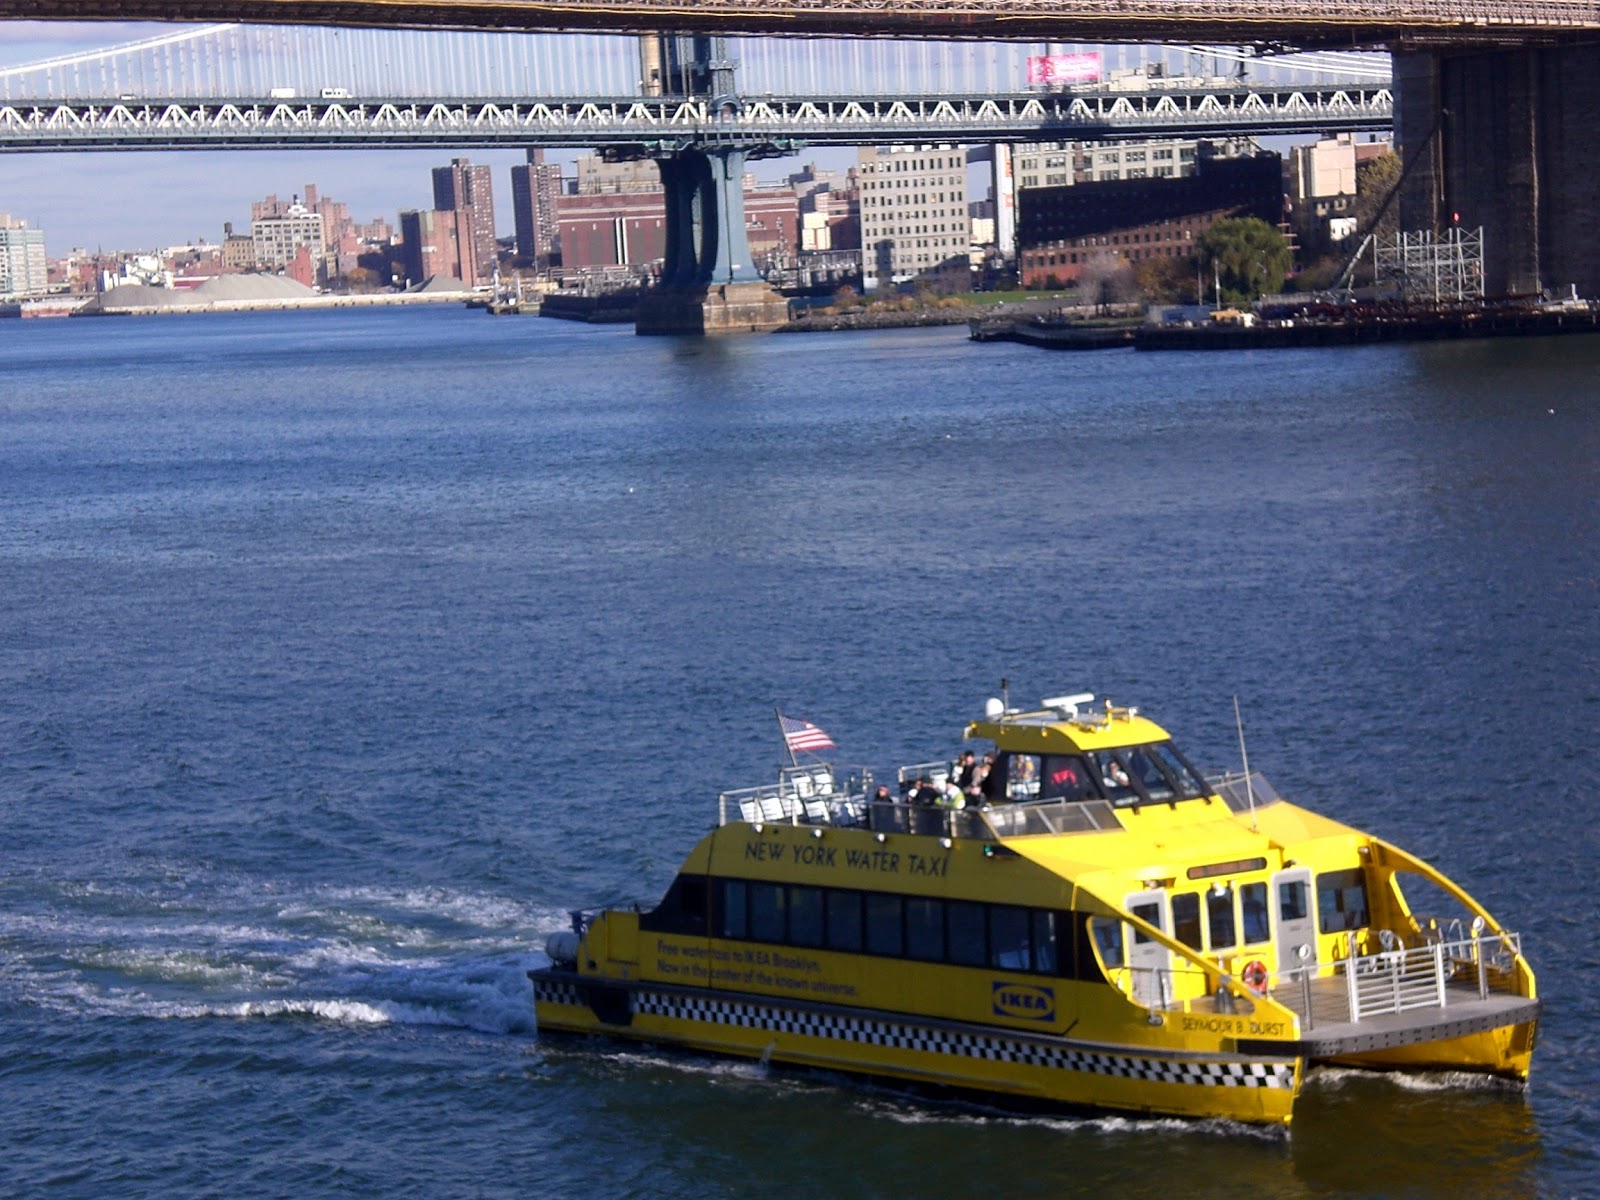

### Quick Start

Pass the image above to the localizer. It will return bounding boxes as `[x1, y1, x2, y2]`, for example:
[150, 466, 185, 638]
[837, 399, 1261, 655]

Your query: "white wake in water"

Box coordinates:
[0, 868, 568, 1037]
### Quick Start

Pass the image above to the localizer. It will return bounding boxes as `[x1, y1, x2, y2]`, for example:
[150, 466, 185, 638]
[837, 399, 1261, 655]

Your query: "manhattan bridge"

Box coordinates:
[0, 23, 1395, 151]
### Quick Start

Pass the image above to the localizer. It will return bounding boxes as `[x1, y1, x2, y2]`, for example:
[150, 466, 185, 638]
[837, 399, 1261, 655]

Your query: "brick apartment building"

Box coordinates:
[1017, 153, 1284, 287]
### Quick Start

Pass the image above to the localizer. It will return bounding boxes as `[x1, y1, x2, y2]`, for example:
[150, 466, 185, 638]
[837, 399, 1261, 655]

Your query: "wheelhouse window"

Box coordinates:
[1147, 742, 1211, 798]
[1095, 741, 1212, 807]
[1091, 750, 1137, 802]
[1125, 746, 1176, 802]
[1001, 753, 1041, 801]
[1040, 754, 1093, 802]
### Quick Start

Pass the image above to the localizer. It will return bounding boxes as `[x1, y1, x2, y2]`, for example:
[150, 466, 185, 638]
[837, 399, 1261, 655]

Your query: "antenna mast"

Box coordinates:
[1234, 694, 1258, 832]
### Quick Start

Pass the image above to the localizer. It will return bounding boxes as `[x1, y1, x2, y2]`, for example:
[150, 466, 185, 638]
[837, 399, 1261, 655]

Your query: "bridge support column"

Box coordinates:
[1397, 44, 1600, 299]
[636, 145, 791, 335]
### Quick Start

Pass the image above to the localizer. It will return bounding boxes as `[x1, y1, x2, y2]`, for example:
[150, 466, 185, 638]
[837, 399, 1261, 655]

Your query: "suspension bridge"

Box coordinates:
[0, 24, 1392, 151]
[1, 0, 1596, 45]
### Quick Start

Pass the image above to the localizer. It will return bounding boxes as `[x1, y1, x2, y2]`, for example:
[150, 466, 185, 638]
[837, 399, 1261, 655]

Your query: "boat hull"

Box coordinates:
[532, 969, 1302, 1125]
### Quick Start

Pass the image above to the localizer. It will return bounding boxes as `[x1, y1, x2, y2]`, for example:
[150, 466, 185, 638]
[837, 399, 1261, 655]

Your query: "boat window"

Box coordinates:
[789, 886, 824, 947]
[1004, 753, 1041, 801]
[1279, 878, 1310, 923]
[988, 905, 1031, 970]
[750, 882, 787, 943]
[720, 880, 748, 939]
[1129, 901, 1161, 943]
[1241, 882, 1270, 944]
[1171, 893, 1203, 950]
[1032, 910, 1060, 973]
[639, 874, 709, 935]
[1149, 742, 1210, 798]
[1125, 746, 1176, 802]
[1091, 750, 1138, 804]
[906, 897, 944, 961]
[1317, 868, 1369, 934]
[1207, 886, 1237, 951]
[1092, 917, 1125, 968]
[706, 880, 1087, 982]
[865, 893, 904, 956]
[826, 890, 863, 953]
[1040, 754, 1094, 802]
[946, 901, 986, 966]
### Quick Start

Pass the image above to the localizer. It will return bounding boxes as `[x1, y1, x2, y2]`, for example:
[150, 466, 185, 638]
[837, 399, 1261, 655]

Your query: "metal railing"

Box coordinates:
[1117, 923, 1523, 1028]
[1261, 926, 1524, 1029]
[0, 85, 1394, 153]
[1340, 928, 1522, 1018]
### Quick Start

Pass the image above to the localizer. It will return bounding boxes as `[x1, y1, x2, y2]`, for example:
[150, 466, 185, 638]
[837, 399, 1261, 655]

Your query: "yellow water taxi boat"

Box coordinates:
[531, 695, 1538, 1125]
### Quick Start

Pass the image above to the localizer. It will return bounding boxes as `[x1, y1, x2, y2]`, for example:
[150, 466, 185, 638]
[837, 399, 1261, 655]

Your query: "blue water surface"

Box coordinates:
[2, 308, 1597, 1199]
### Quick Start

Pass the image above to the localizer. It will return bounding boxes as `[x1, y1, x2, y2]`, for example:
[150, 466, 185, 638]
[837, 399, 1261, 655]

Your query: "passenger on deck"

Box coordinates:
[937, 780, 967, 809]
[979, 753, 1003, 803]
[953, 750, 978, 791]
[965, 758, 991, 802]
[910, 776, 941, 806]
[872, 784, 894, 806]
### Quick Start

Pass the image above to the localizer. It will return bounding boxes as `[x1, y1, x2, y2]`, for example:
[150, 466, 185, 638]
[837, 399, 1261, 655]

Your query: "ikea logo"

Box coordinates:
[991, 982, 1056, 1022]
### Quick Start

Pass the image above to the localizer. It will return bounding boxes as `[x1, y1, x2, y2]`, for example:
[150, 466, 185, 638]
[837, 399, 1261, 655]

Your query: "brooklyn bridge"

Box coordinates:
[1, 0, 1596, 44]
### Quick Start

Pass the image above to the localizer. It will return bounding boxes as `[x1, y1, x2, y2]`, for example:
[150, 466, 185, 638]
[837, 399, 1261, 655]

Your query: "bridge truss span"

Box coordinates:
[0, 85, 1393, 152]
[1, 0, 1595, 46]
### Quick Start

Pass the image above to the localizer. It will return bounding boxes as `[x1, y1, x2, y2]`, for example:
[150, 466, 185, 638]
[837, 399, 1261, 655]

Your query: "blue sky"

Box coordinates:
[1, 21, 850, 256]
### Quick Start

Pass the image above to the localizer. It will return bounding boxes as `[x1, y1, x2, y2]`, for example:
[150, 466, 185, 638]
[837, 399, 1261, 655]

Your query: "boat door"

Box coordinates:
[1272, 867, 1316, 979]
[1123, 888, 1171, 1008]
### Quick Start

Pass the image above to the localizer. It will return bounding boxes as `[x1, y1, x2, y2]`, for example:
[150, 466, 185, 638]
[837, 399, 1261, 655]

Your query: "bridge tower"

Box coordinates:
[1396, 44, 1600, 300]
[631, 34, 792, 335]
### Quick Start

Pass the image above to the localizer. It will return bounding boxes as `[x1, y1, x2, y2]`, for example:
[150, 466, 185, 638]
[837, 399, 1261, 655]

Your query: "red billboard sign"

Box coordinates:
[1027, 53, 1102, 86]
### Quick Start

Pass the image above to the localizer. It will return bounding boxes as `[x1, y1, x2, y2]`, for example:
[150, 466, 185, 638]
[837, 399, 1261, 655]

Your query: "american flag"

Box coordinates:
[779, 714, 836, 753]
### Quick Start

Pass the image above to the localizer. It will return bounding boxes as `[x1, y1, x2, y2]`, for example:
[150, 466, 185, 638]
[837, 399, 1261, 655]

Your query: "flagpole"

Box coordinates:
[775, 707, 798, 769]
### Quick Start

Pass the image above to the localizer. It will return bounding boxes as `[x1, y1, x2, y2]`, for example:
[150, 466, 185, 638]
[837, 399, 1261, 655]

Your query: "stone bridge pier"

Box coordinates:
[633, 33, 792, 335]
[1396, 43, 1600, 300]
[635, 143, 792, 334]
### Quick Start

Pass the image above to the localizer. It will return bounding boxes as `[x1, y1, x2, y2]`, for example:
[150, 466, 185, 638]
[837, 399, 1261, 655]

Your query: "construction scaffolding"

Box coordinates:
[1377, 226, 1485, 304]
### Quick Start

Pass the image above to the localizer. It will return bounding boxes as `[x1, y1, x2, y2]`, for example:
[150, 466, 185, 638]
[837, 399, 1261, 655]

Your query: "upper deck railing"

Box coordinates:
[716, 762, 1275, 840]
[0, 85, 1393, 153]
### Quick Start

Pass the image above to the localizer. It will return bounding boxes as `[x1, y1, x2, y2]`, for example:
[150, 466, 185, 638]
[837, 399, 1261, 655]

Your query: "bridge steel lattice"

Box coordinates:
[0, 86, 1394, 152]
[0, 23, 1392, 103]
[1, 0, 1596, 47]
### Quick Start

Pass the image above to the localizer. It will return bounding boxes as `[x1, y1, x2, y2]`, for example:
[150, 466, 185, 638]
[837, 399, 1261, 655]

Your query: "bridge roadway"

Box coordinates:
[1, 0, 1596, 48]
[0, 85, 1392, 153]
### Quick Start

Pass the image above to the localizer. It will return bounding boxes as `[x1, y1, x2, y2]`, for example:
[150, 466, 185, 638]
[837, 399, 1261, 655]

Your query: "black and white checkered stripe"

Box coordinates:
[535, 978, 583, 1008]
[629, 989, 1292, 1090]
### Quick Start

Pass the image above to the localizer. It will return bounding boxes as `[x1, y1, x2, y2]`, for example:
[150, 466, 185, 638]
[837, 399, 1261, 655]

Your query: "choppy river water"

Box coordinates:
[2, 308, 1597, 1198]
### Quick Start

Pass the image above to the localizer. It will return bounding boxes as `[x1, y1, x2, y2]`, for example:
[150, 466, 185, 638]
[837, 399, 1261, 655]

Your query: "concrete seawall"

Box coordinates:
[77, 292, 472, 317]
